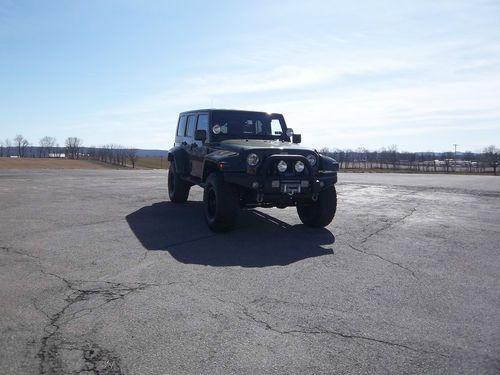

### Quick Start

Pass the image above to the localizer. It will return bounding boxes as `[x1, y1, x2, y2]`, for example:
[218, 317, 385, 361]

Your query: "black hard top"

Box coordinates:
[179, 109, 281, 116]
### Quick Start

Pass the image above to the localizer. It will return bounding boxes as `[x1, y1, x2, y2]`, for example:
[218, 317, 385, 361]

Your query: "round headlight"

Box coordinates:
[246, 153, 259, 166]
[277, 160, 288, 173]
[294, 161, 305, 173]
[306, 154, 317, 166]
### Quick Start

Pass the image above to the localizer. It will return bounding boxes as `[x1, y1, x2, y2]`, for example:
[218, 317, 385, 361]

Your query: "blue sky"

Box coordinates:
[1, 0, 499, 152]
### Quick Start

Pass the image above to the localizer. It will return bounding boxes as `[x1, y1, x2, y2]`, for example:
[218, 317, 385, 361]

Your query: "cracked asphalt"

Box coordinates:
[1, 170, 499, 374]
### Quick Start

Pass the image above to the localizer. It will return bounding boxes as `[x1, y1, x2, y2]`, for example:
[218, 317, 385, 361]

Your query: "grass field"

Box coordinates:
[133, 157, 170, 169]
[0, 157, 170, 170]
[0, 157, 118, 169]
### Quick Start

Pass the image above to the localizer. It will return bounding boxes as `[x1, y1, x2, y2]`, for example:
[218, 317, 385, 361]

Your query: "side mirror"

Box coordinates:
[292, 134, 301, 144]
[195, 129, 207, 141]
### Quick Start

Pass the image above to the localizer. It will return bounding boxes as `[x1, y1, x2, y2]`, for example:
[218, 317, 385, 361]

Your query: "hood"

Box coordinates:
[218, 139, 315, 154]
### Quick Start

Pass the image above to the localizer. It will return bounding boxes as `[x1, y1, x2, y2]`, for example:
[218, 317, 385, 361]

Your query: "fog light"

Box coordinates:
[277, 160, 287, 173]
[251, 181, 259, 189]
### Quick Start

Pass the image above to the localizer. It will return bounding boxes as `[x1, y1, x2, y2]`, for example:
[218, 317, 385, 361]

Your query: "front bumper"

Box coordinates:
[223, 171, 337, 203]
[221, 154, 337, 205]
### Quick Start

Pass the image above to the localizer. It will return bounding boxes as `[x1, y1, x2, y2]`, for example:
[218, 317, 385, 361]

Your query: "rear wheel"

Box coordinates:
[297, 186, 337, 227]
[203, 173, 239, 232]
[168, 160, 191, 203]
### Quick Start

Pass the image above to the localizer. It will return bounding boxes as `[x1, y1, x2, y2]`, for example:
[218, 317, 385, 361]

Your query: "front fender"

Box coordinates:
[319, 154, 339, 171]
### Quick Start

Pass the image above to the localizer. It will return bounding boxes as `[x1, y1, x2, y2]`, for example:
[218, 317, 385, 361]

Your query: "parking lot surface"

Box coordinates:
[1, 170, 499, 374]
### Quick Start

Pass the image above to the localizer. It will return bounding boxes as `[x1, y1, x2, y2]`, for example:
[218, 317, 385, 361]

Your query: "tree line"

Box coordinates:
[0, 135, 139, 168]
[1, 135, 498, 175]
[320, 145, 499, 175]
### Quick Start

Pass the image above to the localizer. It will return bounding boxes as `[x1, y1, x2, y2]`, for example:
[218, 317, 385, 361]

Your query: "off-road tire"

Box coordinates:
[297, 186, 337, 227]
[203, 173, 239, 232]
[168, 160, 191, 203]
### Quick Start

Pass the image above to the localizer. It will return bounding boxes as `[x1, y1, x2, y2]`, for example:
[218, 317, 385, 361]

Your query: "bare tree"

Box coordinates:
[4, 138, 11, 157]
[14, 134, 23, 157]
[14, 135, 23, 156]
[386, 145, 398, 169]
[87, 146, 97, 160]
[356, 147, 368, 169]
[14, 134, 30, 157]
[332, 149, 345, 169]
[482, 145, 499, 175]
[65, 137, 82, 159]
[39, 136, 57, 158]
[127, 148, 139, 168]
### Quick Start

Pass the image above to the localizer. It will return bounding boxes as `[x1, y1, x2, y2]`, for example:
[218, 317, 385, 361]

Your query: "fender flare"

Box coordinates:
[319, 154, 339, 171]
[167, 147, 190, 175]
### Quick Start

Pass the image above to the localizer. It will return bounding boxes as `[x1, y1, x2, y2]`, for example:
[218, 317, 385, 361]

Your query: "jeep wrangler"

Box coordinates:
[167, 109, 339, 232]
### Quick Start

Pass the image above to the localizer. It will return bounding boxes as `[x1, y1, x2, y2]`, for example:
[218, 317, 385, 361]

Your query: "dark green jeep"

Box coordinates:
[167, 109, 338, 232]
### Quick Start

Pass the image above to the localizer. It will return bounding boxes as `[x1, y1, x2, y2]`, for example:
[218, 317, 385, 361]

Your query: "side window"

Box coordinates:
[186, 115, 197, 137]
[271, 119, 282, 135]
[196, 114, 209, 132]
[177, 116, 187, 137]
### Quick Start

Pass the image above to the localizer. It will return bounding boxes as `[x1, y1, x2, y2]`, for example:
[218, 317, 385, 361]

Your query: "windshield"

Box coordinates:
[211, 111, 286, 140]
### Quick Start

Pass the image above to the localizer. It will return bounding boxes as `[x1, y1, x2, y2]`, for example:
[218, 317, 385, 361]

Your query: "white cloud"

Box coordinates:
[72, 32, 500, 150]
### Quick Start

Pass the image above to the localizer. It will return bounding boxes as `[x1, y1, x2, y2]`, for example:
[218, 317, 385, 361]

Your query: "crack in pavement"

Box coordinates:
[348, 244, 417, 278]
[239, 306, 449, 358]
[343, 208, 418, 278]
[207, 295, 451, 359]
[360, 207, 417, 245]
[37, 269, 190, 374]
[0, 245, 40, 260]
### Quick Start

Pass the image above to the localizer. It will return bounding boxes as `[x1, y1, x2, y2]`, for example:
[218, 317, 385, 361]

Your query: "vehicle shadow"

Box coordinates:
[126, 201, 335, 267]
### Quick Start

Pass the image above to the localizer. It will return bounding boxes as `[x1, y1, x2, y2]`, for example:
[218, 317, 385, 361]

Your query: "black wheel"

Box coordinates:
[297, 186, 337, 227]
[203, 173, 239, 232]
[168, 160, 191, 203]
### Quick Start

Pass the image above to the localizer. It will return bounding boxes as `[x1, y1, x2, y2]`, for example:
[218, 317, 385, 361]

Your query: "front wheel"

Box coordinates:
[203, 173, 239, 232]
[297, 186, 337, 227]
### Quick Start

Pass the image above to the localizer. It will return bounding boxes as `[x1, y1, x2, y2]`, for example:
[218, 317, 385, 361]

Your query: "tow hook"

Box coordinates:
[257, 193, 264, 203]
[312, 193, 319, 201]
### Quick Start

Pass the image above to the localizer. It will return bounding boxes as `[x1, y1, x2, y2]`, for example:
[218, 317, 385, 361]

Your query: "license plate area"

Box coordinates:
[281, 182, 301, 194]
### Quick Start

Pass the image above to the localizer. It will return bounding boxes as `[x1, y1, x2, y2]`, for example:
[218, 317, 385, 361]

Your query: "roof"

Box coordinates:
[178, 109, 279, 116]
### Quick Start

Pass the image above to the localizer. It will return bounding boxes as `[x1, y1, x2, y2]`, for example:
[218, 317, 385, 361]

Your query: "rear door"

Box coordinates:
[191, 113, 209, 178]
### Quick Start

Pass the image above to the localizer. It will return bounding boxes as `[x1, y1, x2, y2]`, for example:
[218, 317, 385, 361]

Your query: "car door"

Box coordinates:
[184, 114, 198, 176]
[191, 113, 209, 179]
